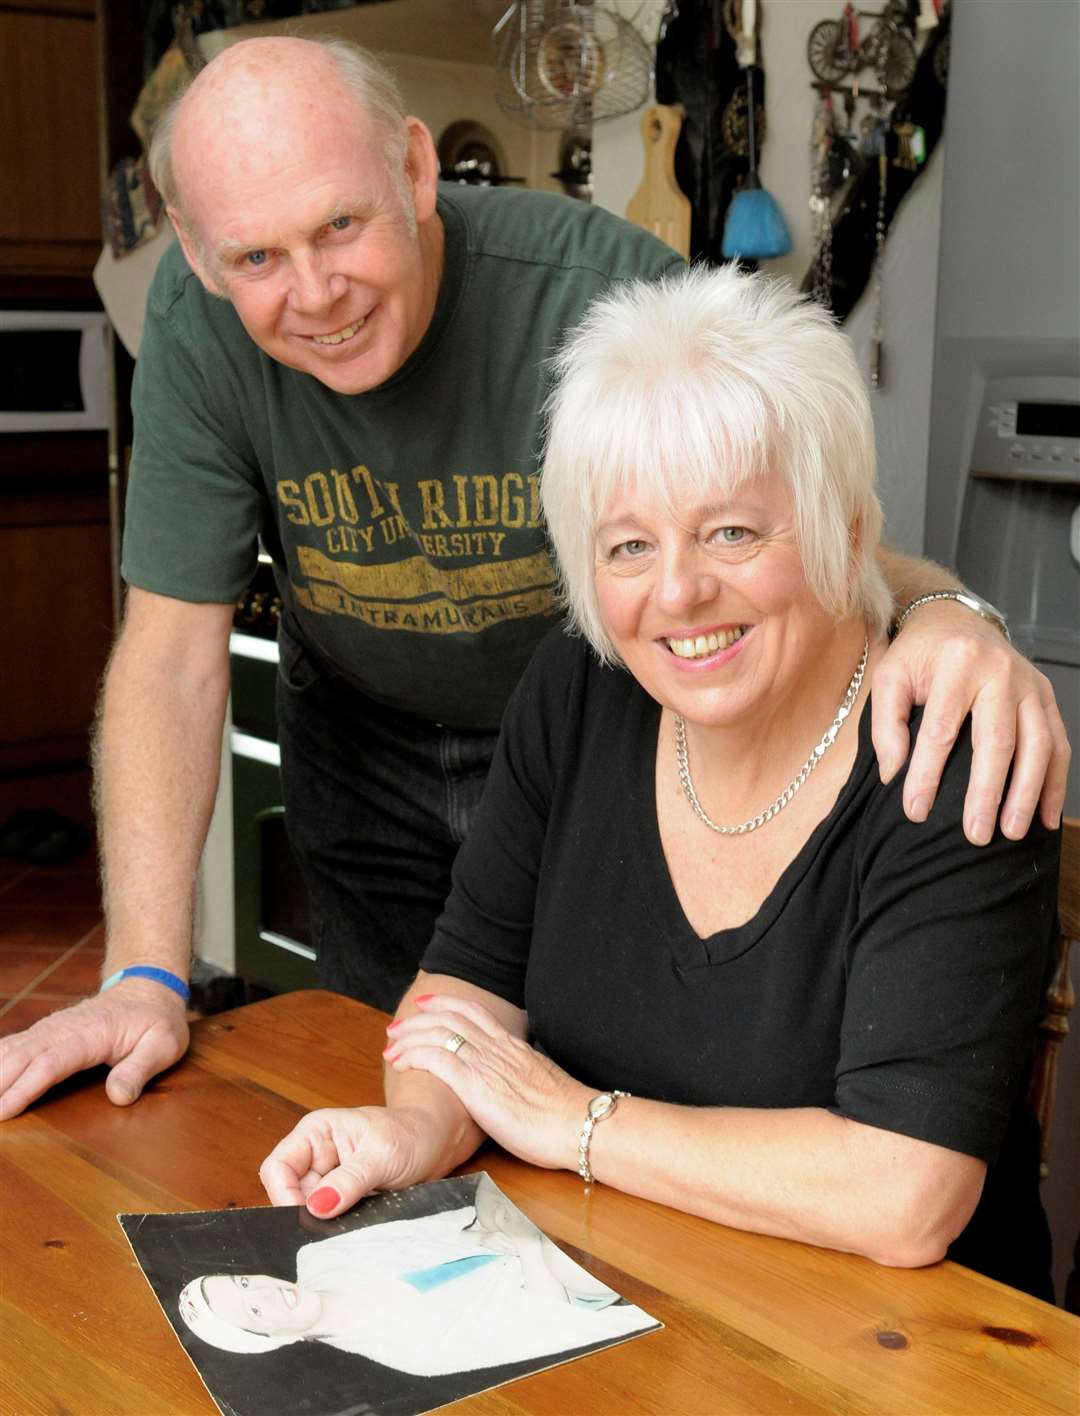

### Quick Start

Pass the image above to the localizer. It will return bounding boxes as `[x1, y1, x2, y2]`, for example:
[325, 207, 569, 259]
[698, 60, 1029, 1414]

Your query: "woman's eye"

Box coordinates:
[715, 526, 749, 544]
[614, 539, 649, 558]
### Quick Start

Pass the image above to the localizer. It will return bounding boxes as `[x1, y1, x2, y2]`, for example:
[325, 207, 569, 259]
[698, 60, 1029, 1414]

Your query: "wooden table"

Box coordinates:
[3, 990, 1078, 1415]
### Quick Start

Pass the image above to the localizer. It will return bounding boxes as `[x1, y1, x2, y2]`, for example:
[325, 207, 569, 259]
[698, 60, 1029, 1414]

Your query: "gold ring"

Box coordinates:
[444, 1032, 466, 1055]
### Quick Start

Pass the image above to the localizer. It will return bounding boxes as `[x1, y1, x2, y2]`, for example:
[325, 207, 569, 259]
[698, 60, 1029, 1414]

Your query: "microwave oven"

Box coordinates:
[0, 309, 111, 433]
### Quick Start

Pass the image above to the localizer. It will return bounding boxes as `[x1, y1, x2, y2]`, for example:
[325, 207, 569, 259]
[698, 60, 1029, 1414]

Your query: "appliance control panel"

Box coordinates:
[970, 376, 1080, 484]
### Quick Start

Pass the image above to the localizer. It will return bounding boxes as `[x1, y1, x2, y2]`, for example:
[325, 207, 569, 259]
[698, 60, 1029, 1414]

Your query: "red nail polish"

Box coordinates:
[413, 993, 435, 1005]
[308, 1186, 340, 1215]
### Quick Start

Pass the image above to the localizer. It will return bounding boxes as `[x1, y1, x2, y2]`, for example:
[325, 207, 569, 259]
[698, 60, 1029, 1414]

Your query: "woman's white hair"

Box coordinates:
[148, 37, 411, 222]
[540, 263, 893, 663]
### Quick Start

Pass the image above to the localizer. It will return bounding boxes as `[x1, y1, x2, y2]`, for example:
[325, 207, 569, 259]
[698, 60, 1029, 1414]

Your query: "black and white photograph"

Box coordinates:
[120, 1173, 661, 1416]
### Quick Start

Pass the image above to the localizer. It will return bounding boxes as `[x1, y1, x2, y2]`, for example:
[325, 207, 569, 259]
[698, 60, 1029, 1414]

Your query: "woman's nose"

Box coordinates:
[654, 550, 718, 616]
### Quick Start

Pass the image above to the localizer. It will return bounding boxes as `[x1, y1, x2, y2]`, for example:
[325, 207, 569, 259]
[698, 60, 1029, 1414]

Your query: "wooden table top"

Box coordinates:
[2, 989, 1078, 1416]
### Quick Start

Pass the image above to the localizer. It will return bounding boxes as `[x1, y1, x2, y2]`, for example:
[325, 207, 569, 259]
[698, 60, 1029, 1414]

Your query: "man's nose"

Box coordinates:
[287, 252, 345, 313]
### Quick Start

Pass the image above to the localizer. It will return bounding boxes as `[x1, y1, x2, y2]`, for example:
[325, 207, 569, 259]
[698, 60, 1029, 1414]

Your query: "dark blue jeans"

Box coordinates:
[275, 626, 499, 1012]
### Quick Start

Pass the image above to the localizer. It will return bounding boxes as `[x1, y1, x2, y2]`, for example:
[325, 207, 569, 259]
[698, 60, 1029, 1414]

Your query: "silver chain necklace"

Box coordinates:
[674, 639, 869, 836]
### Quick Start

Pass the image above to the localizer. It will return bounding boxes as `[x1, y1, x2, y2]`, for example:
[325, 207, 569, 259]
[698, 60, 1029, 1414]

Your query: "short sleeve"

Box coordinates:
[833, 722, 1058, 1161]
[421, 628, 581, 1005]
[121, 264, 264, 603]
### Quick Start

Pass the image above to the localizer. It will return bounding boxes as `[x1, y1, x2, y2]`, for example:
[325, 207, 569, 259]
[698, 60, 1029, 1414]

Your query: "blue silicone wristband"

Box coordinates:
[100, 965, 190, 1004]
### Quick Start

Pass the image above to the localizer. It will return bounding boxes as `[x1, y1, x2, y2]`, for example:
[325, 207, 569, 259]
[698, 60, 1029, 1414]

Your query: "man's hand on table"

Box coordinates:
[0, 980, 189, 1120]
[259, 1104, 449, 1217]
[871, 602, 1070, 845]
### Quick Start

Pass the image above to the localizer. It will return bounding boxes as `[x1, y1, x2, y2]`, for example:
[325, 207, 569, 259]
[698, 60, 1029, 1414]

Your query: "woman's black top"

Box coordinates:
[423, 627, 1059, 1298]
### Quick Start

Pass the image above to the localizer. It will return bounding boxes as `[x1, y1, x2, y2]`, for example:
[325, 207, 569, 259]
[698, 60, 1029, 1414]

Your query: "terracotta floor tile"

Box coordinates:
[1, 868, 103, 911]
[0, 945, 69, 995]
[42, 947, 108, 997]
[0, 909, 102, 954]
[0, 995, 82, 1037]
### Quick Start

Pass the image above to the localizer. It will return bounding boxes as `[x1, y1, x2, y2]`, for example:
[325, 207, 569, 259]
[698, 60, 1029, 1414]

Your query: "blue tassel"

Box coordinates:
[721, 183, 793, 260]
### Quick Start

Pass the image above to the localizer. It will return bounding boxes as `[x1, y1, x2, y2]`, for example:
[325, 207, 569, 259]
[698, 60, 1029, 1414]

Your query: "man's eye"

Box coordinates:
[244, 250, 269, 267]
[329, 216, 351, 231]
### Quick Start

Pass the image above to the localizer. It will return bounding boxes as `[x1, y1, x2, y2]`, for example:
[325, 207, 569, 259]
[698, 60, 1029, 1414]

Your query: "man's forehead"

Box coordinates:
[173, 63, 383, 208]
[211, 190, 379, 258]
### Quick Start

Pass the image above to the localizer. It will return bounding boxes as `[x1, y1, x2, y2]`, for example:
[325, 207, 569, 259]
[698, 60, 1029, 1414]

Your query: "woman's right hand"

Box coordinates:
[258, 1104, 447, 1216]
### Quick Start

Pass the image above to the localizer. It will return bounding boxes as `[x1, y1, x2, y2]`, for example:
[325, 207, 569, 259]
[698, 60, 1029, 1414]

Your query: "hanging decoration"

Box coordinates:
[655, 0, 771, 265]
[804, 0, 951, 390]
[720, 0, 792, 260]
[491, 1, 653, 131]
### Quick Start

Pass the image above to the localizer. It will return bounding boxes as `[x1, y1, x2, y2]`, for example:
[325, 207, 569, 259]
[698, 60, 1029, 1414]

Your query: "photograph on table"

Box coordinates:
[119, 1172, 661, 1416]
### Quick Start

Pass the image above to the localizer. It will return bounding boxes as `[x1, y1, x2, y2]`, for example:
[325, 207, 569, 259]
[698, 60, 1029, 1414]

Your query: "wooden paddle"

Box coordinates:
[625, 103, 691, 258]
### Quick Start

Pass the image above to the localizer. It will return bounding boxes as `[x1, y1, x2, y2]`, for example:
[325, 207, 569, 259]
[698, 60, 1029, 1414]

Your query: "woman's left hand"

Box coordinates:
[871, 604, 1070, 845]
[384, 994, 590, 1172]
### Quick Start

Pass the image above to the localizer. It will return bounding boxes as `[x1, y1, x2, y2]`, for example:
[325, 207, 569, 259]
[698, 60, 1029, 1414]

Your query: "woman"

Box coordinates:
[261, 267, 1058, 1299]
[177, 1178, 653, 1373]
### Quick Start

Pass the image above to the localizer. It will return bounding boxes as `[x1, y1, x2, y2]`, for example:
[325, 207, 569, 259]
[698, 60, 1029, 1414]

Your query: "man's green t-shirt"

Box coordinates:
[123, 184, 682, 728]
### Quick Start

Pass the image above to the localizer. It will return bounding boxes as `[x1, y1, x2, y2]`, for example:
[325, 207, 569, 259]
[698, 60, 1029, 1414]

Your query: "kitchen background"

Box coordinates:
[2, 0, 1077, 1303]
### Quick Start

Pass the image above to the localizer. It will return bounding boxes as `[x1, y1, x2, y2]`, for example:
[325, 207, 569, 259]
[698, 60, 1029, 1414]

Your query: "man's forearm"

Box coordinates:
[93, 616, 231, 979]
[876, 545, 963, 613]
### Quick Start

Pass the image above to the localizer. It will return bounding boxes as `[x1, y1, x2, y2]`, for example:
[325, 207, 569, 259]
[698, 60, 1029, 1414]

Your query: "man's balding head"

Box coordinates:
[150, 38, 410, 237]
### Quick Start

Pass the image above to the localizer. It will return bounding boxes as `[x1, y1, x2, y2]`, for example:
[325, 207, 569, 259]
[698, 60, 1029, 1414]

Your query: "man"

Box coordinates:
[0, 37, 1068, 1121]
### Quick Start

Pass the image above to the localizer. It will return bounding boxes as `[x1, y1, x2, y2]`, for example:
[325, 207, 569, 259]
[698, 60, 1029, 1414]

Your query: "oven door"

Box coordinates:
[230, 717, 316, 993]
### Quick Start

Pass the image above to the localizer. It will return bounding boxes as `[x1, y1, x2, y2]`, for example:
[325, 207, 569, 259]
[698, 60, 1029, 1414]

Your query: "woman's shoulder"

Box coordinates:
[510, 625, 640, 741]
[851, 700, 1060, 879]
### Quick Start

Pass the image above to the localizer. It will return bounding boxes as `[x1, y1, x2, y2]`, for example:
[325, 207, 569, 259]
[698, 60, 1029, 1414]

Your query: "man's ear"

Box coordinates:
[169, 207, 224, 298]
[403, 117, 440, 225]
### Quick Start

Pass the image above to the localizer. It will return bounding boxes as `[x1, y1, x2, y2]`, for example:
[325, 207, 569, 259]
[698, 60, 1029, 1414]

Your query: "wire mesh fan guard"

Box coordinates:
[492, 1, 654, 130]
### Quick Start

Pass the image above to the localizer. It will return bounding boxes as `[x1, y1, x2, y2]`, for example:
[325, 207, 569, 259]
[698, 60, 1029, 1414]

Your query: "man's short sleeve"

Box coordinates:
[122, 258, 264, 603]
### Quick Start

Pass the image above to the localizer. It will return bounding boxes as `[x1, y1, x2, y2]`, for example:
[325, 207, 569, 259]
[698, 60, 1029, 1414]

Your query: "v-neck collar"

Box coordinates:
[635, 694, 877, 971]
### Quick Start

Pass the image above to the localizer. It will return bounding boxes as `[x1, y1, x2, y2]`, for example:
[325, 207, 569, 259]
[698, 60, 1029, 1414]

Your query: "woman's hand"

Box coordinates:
[259, 1104, 449, 1216]
[871, 604, 1070, 844]
[384, 994, 591, 1172]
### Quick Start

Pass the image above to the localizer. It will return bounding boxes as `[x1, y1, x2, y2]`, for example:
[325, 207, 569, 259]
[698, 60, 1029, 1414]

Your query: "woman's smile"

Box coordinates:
[664, 625, 749, 666]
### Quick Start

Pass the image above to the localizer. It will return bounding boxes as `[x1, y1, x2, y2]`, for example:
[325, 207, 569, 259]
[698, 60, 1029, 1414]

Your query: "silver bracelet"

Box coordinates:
[891, 590, 1011, 643]
[577, 1090, 629, 1185]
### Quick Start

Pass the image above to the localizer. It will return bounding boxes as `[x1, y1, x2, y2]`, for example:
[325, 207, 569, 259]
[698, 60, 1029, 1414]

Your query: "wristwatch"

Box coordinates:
[891, 590, 1011, 643]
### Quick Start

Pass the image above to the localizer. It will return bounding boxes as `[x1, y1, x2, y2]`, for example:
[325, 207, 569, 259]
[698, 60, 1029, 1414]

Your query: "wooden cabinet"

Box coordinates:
[0, 435, 112, 774]
[0, 0, 101, 279]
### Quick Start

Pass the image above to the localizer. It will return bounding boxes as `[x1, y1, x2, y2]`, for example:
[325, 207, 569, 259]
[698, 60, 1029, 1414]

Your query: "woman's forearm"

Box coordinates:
[583, 1097, 985, 1269]
[384, 972, 528, 1181]
[385, 994, 986, 1267]
[382, 1072, 485, 1181]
